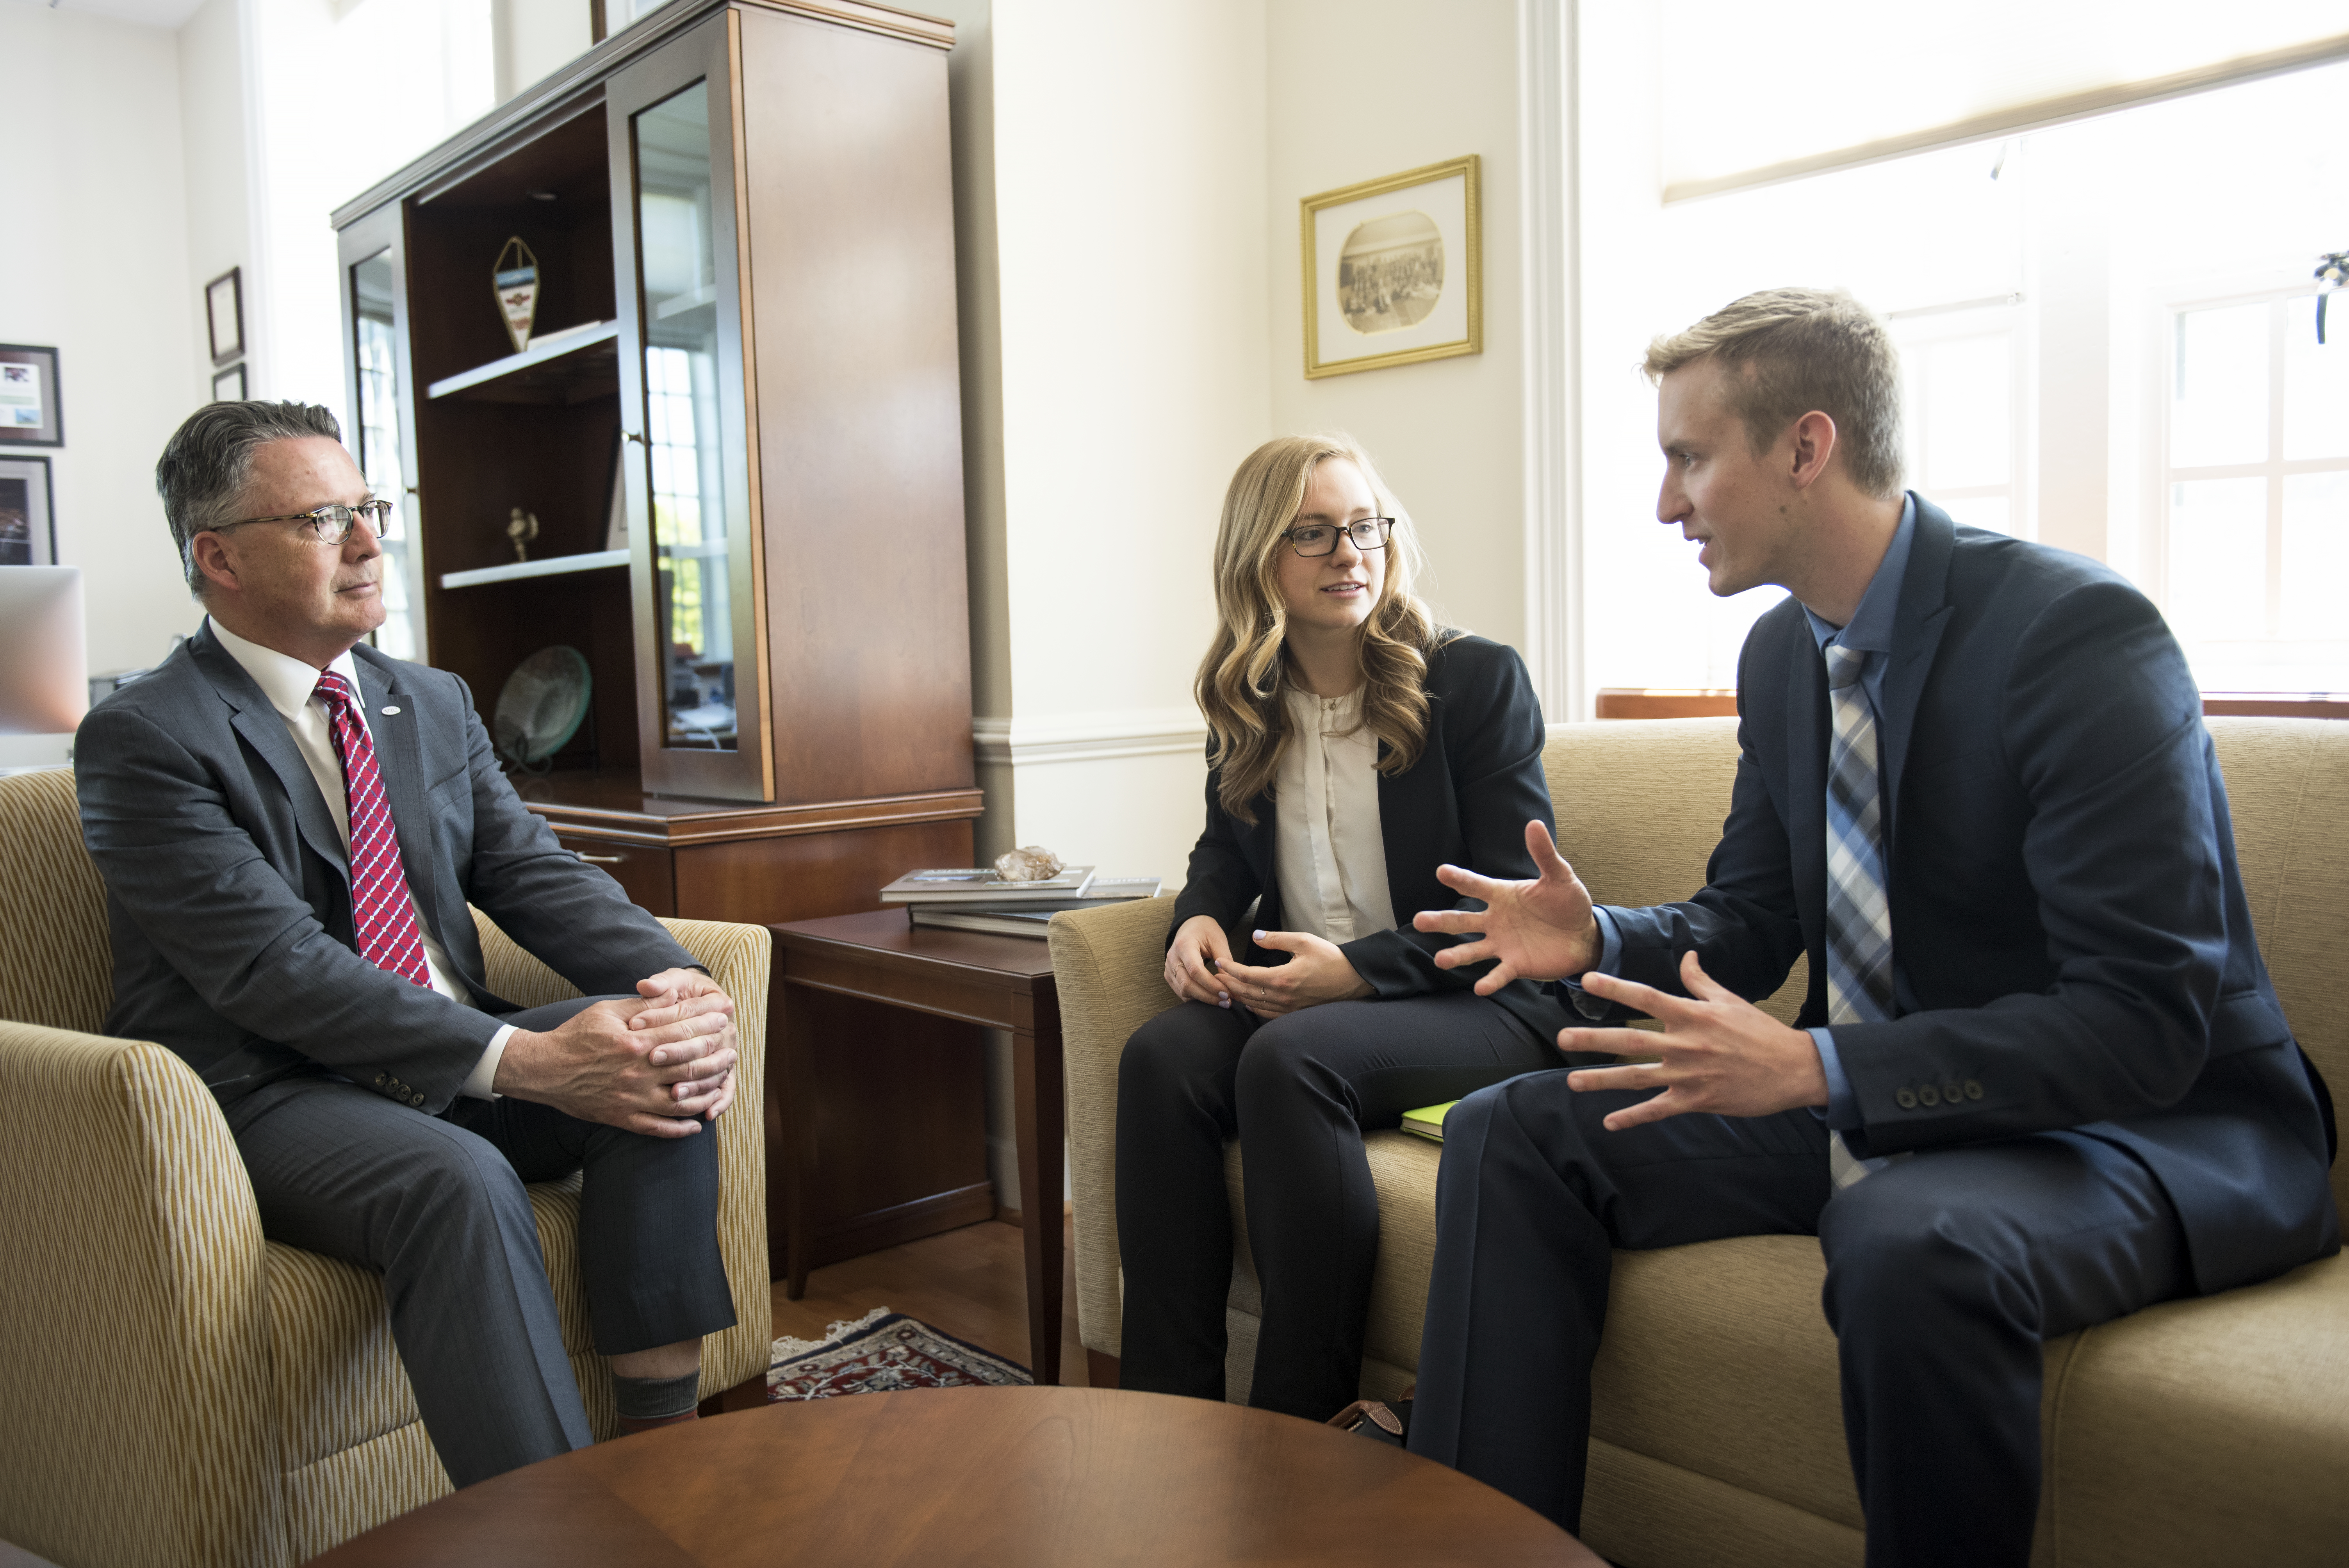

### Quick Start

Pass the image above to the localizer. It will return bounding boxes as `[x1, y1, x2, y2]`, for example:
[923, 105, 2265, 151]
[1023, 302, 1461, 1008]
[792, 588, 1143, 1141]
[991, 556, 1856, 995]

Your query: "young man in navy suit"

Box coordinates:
[1404, 288, 2337, 1565]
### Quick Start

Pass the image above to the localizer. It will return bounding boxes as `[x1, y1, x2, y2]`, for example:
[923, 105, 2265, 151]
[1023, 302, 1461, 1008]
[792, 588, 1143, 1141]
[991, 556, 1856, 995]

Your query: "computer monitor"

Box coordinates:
[0, 566, 89, 735]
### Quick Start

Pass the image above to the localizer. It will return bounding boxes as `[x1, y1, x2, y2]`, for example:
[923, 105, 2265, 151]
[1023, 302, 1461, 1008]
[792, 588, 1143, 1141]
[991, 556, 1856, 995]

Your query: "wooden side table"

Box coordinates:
[769, 911, 1064, 1384]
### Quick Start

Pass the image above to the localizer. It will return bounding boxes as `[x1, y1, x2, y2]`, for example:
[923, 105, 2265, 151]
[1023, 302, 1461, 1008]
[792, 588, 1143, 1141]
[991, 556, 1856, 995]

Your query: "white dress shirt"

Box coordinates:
[1272, 686, 1396, 944]
[208, 618, 510, 1097]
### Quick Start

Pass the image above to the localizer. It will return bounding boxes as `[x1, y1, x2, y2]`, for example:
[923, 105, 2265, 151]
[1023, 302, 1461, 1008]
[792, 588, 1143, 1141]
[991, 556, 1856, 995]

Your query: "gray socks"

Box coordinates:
[613, 1369, 702, 1421]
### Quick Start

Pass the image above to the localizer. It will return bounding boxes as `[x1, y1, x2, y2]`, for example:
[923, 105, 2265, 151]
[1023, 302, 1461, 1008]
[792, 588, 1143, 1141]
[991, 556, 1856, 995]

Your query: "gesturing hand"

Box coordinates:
[630, 967, 739, 1121]
[1215, 930, 1373, 1019]
[1412, 820, 1602, 992]
[1561, 951, 1828, 1131]
[1165, 915, 1239, 1007]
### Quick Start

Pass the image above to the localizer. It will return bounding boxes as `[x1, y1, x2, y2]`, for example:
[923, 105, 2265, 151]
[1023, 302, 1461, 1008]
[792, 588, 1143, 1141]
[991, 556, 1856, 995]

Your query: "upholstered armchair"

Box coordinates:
[0, 767, 772, 1568]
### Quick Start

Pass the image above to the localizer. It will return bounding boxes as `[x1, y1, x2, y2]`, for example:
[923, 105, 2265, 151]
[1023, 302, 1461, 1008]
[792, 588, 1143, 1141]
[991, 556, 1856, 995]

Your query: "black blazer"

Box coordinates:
[1170, 633, 1572, 1044]
[76, 625, 695, 1115]
[1594, 497, 2337, 1295]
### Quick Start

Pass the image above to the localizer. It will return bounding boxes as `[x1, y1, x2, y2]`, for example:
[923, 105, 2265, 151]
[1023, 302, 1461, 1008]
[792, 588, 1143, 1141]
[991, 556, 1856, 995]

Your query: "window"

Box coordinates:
[1570, 31, 2349, 707]
[1577, 136, 2025, 698]
[645, 341, 713, 659]
[1892, 296, 2028, 541]
[2161, 292, 2349, 692]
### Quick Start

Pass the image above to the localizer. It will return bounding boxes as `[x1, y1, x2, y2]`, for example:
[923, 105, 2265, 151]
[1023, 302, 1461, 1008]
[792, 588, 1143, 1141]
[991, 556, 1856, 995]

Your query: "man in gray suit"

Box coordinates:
[77, 401, 742, 1488]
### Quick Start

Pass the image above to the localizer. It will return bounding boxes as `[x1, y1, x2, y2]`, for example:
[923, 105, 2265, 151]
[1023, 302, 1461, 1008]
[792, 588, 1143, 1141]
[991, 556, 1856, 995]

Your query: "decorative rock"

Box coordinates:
[994, 846, 1064, 883]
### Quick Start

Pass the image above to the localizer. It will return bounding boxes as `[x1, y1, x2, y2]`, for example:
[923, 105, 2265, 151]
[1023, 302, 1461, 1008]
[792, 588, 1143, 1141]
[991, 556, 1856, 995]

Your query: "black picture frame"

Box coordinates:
[207, 267, 245, 364]
[0, 454, 57, 567]
[212, 363, 248, 403]
[0, 345, 62, 447]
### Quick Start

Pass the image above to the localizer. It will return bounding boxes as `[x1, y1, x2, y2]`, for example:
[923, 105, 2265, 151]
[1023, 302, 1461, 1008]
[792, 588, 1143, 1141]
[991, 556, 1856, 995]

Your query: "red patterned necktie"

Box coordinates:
[314, 670, 433, 988]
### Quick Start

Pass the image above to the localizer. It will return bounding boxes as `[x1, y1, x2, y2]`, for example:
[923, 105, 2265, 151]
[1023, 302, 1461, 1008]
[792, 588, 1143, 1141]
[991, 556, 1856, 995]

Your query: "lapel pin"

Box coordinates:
[380, 706, 402, 716]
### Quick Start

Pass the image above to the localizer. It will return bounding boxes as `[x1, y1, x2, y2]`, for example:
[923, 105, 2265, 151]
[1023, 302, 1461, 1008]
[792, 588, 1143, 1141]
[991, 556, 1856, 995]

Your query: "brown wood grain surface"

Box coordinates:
[738, 8, 976, 809]
[511, 772, 985, 844]
[305, 1387, 1599, 1566]
[771, 911, 1064, 1381]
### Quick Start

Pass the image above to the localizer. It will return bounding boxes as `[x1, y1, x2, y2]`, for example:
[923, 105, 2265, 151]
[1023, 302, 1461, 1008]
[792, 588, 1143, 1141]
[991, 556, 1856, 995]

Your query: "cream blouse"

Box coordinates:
[1271, 686, 1396, 943]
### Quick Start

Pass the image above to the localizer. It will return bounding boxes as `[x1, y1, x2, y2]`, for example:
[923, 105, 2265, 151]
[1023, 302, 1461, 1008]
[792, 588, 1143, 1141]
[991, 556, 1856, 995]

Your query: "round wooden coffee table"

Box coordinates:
[307, 1386, 1600, 1565]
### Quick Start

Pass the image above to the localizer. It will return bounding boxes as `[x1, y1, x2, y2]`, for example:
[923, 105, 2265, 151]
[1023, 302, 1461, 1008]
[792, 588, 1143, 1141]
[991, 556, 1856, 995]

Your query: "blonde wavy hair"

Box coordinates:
[1196, 434, 1446, 823]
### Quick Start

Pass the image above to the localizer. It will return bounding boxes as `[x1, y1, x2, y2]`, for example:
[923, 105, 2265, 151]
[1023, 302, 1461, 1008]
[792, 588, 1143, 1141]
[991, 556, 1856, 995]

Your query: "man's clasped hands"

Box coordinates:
[495, 968, 741, 1137]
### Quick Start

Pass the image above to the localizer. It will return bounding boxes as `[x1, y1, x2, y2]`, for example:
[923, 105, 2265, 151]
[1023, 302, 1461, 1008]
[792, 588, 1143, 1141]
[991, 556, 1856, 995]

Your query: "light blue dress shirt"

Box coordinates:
[1569, 495, 1918, 1131]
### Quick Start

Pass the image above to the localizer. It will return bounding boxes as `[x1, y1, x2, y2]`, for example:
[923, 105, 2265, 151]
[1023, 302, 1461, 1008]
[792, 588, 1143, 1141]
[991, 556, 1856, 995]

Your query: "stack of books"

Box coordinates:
[880, 866, 1163, 938]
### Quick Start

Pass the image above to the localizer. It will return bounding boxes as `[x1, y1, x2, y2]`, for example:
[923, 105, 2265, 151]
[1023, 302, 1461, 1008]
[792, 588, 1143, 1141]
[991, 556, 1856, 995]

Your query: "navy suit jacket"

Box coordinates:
[76, 625, 694, 1116]
[1595, 497, 2337, 1295]
[1171, 633, 1573, 1044]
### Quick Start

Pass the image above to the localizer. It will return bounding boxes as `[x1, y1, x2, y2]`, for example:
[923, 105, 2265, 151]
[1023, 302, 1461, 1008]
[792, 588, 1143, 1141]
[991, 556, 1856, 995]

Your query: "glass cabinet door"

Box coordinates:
[337, 207, 426, 664]
[608, 14, 770, 800]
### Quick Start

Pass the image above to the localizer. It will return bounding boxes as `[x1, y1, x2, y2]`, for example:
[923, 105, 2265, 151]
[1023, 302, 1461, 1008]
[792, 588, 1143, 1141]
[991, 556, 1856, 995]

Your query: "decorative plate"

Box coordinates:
[494, 645, 592, 768]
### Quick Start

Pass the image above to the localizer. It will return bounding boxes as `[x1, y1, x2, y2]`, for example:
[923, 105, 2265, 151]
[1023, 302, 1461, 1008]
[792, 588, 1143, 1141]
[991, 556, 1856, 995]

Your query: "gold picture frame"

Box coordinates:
[1301, 154, 1481, 379]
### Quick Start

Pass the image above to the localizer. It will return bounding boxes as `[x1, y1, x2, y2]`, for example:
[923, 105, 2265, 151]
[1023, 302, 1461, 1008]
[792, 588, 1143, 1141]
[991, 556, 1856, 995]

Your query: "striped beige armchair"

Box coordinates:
[0, 766, 772, 1568]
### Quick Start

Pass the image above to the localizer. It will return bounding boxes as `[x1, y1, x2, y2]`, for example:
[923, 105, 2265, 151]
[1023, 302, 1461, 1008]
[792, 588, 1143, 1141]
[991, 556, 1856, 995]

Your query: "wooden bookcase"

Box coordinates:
[331, 0, 993, 1274]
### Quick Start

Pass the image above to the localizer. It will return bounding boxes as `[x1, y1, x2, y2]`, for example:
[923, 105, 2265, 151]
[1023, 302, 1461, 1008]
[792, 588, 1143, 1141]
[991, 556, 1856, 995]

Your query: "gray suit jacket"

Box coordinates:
[75, 624, 695, 1114]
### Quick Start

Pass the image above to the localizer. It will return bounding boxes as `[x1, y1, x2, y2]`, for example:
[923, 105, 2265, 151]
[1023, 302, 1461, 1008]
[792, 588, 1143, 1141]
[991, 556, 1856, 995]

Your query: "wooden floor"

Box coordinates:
[768, 1213, 1091, 1386]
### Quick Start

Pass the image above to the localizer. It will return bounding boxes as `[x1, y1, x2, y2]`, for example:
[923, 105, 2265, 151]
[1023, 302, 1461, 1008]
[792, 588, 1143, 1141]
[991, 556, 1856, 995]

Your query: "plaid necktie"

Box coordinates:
[1823, 642, 1904, 1189]
[314, 670, 433, 989]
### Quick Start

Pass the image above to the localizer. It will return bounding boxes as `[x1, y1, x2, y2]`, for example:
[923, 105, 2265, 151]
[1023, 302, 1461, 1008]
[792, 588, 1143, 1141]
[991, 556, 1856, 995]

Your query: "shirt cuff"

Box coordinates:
[461, 1024, 515, 1101]
[1809, 1026, 1859, 1129]
[1560, 909, 1624, 1021]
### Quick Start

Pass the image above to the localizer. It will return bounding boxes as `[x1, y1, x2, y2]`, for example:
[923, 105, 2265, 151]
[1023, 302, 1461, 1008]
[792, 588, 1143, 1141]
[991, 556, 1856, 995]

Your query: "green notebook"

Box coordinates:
[1399, 1100, 1460, 1143]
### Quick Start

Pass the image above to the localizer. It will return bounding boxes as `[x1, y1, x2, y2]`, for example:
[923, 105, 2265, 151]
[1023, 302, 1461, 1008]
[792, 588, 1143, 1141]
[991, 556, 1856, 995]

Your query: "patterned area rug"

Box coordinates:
[766, 1308, 1033, 1401]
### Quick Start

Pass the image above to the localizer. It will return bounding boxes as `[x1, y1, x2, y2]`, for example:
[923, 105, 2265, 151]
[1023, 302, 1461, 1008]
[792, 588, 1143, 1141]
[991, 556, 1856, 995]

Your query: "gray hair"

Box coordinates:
[156, 400, 345, 593]
[1643, 288, 1905, 501]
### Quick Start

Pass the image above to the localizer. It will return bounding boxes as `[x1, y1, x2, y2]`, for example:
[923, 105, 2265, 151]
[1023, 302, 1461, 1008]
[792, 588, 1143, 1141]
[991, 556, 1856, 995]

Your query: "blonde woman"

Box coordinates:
[1115, 434, 1577, 1421]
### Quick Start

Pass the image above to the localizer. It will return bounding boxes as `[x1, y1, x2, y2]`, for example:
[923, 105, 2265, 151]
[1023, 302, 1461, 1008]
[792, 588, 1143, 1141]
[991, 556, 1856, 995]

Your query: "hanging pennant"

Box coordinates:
[493, 237, 540, 355]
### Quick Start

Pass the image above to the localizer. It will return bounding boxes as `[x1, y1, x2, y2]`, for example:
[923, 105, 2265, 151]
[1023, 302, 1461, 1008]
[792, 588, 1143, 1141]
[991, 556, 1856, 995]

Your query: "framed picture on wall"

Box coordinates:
[0, 455, 56, 567]
[212, 363, 248, 403]
[1301, 155, 1482, 379]
[207, 268, 245, 363]
[0, 344, 62, 447]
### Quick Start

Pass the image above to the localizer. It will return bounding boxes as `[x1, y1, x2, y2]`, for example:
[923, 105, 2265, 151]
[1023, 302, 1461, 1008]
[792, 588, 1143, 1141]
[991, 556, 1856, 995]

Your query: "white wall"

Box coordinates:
[0, 1, 207, 766]
[1265, 0, 1527, 654]
[494, 0, 592, 104]
[0, 0, 592, 772]
[961, 0, 1271, 890]
[242, 0, 499, 422]
[178, 0, 253, 413]
[937, 0, 1273, 1209]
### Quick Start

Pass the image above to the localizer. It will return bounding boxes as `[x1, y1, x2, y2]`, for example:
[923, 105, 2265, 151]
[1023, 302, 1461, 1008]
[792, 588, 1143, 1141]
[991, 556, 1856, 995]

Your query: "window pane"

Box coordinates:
[2167, 476, 2266, 641]
[2283, 295, 2349, 462]
[1909, 333, 2009, 491]
[2171, 303, 2269, 469]
[1933, 495, 2011, 537]
[2281, 472, 2349, 641]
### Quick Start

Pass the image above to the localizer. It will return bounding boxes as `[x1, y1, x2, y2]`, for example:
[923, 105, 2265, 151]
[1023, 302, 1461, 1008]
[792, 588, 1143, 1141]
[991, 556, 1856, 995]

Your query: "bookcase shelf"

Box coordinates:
[424, 321, 619, 404]
[439, 549, 629, 590]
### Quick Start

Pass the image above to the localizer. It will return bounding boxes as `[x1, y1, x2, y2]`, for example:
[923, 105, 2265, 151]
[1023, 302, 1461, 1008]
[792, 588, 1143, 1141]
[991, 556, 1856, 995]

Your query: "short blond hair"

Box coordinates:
[1644, 287, 1903, 500]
